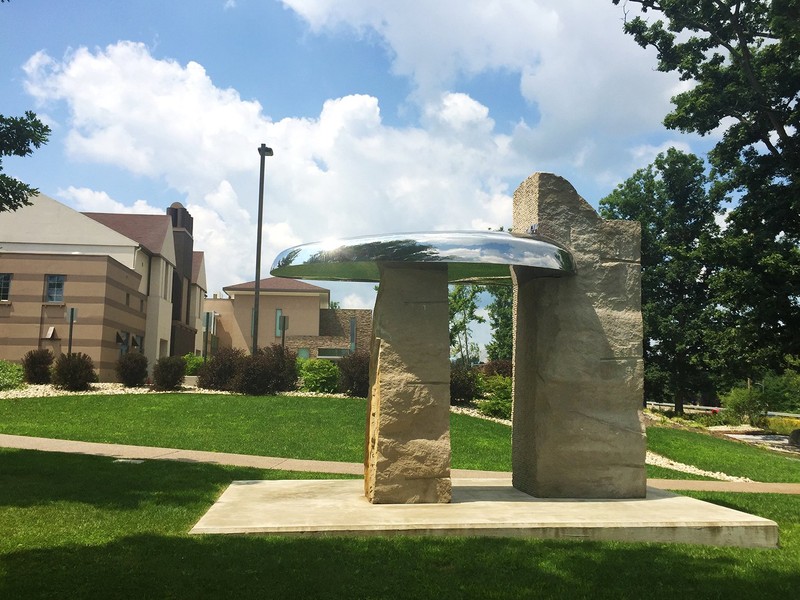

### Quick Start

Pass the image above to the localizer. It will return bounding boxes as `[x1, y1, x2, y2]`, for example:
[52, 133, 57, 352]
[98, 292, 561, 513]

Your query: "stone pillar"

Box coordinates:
[364, 263, 452, 503]
[511, 173, 647, 498]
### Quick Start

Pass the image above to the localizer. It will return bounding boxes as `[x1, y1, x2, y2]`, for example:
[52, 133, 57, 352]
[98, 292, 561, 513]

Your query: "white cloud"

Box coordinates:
[23, 43, 518, 293]
[58, 186, 161, 213]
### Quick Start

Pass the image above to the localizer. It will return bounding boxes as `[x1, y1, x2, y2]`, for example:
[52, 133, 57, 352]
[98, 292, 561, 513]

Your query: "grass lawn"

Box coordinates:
[2, 393, 800, 597]
[2, 393, 798, 480]
[1, 448, 798, 599]
[647, 426, 800, 483]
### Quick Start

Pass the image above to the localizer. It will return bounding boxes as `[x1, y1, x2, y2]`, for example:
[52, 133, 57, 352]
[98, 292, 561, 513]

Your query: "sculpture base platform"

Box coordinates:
[190, 478, 777, 548]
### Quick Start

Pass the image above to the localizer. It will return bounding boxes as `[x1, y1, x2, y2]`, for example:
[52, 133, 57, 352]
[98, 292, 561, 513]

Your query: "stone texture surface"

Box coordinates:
[511, 173, 647, 498]
[364, 264, 452, 503]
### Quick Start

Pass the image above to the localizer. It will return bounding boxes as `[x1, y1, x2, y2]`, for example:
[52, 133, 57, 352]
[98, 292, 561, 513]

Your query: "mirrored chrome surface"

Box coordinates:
[270, 230, 575, 285]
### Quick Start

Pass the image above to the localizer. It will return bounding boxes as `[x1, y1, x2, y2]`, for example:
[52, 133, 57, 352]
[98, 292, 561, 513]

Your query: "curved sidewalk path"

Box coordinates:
[2, 433, 799, 495]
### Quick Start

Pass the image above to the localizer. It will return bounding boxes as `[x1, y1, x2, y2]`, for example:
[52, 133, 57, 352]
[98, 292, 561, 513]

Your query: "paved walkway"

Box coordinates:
[2, 433, 799, 495]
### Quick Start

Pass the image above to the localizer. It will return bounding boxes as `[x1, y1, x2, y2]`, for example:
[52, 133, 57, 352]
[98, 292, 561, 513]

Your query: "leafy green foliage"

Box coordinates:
[299, 358, 340, 394]
[0, 111, 51, 212]
[766, 416, 800, 436]
[197, 347, 246, 391]
[152, 356, 185, 391]
[337, 350, 370, 397]
[721, 386, 769, 426]
[600, 149, 719, 412]
[21, 348, 53, 384]
[613, 0, 800, 378]
[448, 284, 484, 366]
[0, 360, 24, 390]
[450, 364, 483, 403]
[477, 375, 512, 420]
[116, 352, 149, 387]
[182, 353, 204, 376]
[484, 284, 513, 361]
[52, 353, 97, 391]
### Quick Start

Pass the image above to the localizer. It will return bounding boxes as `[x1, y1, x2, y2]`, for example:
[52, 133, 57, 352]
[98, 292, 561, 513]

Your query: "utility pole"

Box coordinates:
[252, 143, 273, 354]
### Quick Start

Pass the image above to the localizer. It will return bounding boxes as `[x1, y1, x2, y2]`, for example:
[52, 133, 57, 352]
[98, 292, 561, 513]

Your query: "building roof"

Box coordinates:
[83, 213, 173, 256]
[223, 277, 329, 294]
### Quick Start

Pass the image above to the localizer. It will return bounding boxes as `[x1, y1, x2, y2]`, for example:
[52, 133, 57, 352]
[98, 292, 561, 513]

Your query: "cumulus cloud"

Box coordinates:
[281, 0, 686, 196]
[23, 43, 517, 294]
[58, 186, 162, 214]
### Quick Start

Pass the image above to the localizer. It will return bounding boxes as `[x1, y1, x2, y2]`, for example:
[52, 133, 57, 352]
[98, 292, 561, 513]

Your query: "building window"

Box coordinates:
[0, 274, 10, 301]
[44, 275, 65, 303]
[275, 308, 283, 337]
[297, 348, 310, 360]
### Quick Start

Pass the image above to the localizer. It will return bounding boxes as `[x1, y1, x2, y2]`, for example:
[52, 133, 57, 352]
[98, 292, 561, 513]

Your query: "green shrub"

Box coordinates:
[766, 416, 800, 435]
[231, 345, 298, 396]
[0, 360, 24, 390]
[337, 350, 370, 397]
[116, 352, 149, 387]
[197, 347, 246, 391]
[477, 397, 512, 420]
[21, 348, 54, 384]
[183, 353, 205, 376]
[450, 364, 483, 403]
[152, 356, 185, 391]
[300, 359, 340, 393]
[52, 353, 97, 392]
[721, 385, 769, 427]
[477, 374, 512, 419]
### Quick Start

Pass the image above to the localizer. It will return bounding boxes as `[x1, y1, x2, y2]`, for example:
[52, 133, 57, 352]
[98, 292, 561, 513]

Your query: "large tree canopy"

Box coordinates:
[0, 111, 51, 212]
[614, 0, 800, 376]
[601, 148, 721, 411]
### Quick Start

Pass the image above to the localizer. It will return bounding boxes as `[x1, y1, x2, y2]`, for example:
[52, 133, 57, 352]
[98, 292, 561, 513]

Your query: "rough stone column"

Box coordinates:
[511, 173, 647, 498]
[364, 263, 452, 503]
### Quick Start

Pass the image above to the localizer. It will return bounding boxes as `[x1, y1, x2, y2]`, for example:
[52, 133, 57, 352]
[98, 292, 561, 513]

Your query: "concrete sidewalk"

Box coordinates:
[2, 433, 799, 494]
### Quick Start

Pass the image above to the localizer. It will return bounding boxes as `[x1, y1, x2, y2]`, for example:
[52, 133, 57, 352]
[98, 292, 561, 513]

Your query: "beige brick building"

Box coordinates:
[206, 277, 372, 360]
[0, 194, 207, 380]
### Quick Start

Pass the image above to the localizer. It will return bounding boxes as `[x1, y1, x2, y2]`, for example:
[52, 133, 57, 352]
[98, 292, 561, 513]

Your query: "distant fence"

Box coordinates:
[646, 402, 799, 419]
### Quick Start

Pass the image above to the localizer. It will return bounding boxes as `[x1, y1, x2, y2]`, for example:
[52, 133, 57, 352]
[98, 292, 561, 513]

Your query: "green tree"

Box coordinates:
[484, 284, 513, 361]
[613, 0, 800, 377]
[448, 284, 485, 366]
[0, 111, 51, 212]
[600, 148, 720, 413]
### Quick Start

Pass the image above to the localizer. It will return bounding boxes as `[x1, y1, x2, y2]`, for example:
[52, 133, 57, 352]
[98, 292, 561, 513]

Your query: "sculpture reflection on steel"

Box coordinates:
[269, 230, 576, 284]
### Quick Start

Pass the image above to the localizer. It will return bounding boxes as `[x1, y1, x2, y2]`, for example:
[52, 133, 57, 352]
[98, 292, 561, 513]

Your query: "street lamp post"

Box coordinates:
[252, 143, 273, 354]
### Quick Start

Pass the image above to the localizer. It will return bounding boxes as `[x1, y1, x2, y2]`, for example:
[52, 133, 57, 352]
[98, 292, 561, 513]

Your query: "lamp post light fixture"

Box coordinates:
[252, 143, 273, 354]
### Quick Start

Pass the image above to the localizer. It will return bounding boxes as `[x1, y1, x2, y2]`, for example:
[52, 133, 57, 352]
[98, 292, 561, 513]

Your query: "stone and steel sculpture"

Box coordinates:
[271, 173, 646, 503]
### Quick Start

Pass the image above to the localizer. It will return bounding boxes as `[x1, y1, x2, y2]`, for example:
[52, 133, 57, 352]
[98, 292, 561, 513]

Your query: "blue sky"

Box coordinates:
[1, 0, 719, 352]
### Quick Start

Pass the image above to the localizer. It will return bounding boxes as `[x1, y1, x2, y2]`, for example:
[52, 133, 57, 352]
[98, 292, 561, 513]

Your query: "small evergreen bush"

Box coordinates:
[197, 347, 246, 391]
[153, 356, 186, 391]
[300, 359, 340, 393]
[183, 352, 205, 376]
[0, 360, 24, 390]
[477, 374, 512, 419]
[116, 352, 149, 387]
[337, 350, 370, 397]
[22, 348, 54, 384]
[52, 353, 97, 392]
[450, 364, 483, 403]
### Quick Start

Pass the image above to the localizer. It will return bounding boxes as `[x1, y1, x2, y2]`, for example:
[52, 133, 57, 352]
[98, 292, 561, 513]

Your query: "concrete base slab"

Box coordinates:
[190, 478, 778, 548]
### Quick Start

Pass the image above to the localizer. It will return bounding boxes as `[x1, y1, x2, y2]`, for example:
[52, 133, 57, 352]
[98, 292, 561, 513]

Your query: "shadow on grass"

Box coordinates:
[1, 448, 798, 599]
[0, 449, 339, 510]
[1, 532, 796, 599]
